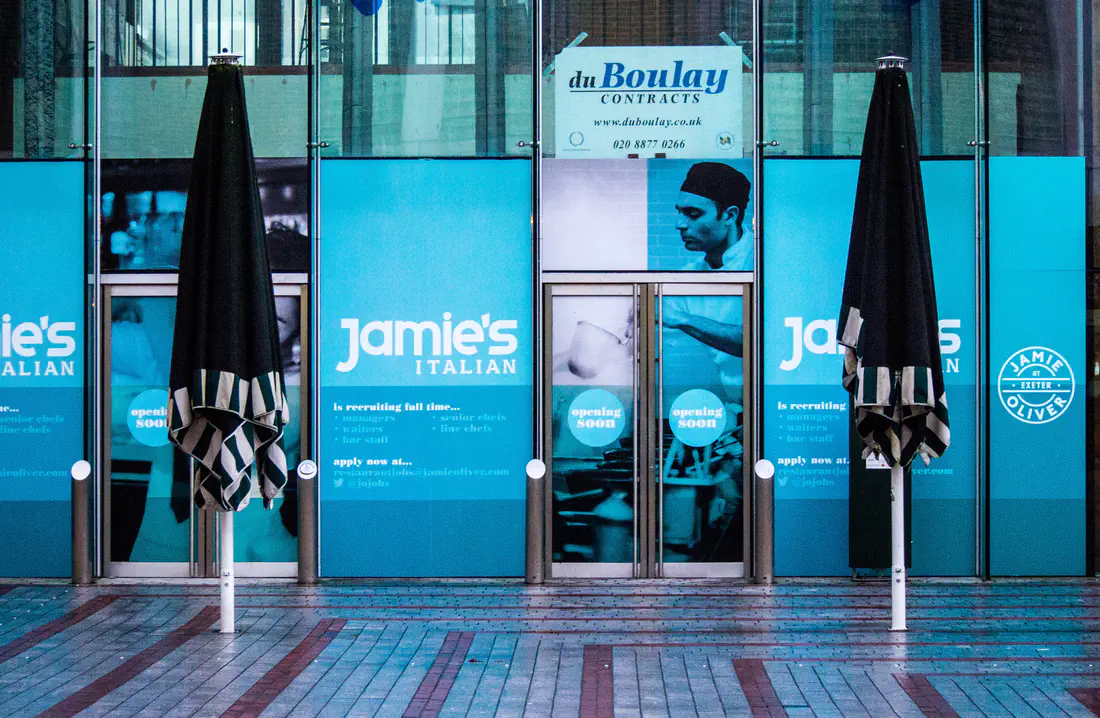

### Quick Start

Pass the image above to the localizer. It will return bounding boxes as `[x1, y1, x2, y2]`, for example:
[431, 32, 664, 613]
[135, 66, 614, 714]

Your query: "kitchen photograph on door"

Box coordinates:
[541, 158, 754, 272]
[550, 295, 637, 564]
[660, 292, 745, 565]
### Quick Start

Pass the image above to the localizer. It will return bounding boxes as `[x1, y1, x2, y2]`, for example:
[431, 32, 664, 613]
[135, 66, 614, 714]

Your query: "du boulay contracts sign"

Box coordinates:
[555, 46, 743, 159]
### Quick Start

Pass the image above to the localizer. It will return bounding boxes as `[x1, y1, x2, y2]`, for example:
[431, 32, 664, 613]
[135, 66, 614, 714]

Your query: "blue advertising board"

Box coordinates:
[763, 159, 976, 576]
[0, 162, 84, 577]
[320, 159, 533, 576]
[989, 156, 1085, 575]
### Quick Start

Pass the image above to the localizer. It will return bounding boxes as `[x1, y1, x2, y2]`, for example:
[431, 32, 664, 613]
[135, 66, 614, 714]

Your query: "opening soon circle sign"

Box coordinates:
[669, 389, 726, 447]
[127, 389, 170, 447]
[567, 389, 626, 447]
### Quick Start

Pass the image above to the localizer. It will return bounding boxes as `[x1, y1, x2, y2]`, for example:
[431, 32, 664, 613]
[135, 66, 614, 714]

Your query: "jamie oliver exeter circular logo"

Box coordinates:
[997, 346, 1074, 425]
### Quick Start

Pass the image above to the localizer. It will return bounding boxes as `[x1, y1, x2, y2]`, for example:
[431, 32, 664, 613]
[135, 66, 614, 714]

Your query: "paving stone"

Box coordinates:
[466, 634, 517, 716]
[521, 640, 559, 716]
[1, 579, 1099, 716]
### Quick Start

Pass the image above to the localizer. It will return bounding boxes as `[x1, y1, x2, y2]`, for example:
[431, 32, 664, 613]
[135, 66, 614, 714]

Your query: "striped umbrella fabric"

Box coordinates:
[167, 58, 289, 512]
[837, 61, 949, 469]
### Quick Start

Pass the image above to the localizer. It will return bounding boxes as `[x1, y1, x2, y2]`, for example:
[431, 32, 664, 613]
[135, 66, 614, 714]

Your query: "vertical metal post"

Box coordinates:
[909, 0, 943, 154]
[751, 0, 765, 581]
[651, 283, 660, 576]
[525, 459, 545, 584]
[753, 459, 773, 585]
[631, 284, 640, 577]
[91, 0, 103, 579]
[530, 0, 544, 465]
[219, 511, 235, 633]
[639, 285, 657, 578]
[309, 0, 324, 577]
[341, 0, 374, 154]
[71, 461, 92, 585]
[973, 0, 988, 579]
[890, 464, 907, 630]
[297, 460, 318, 584]
[802, 0, 835, 155]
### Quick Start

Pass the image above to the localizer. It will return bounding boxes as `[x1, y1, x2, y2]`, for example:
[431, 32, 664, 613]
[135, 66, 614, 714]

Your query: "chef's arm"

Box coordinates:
[663, 307, 743, 356]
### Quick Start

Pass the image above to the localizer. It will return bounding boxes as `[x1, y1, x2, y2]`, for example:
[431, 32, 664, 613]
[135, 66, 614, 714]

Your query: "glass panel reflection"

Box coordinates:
[660, 292, 743, 563]
[319, 0, 532, 157]
[762, 0, 974, 155]
[551, 295, 635, 564]
[0, 0, 87, 160]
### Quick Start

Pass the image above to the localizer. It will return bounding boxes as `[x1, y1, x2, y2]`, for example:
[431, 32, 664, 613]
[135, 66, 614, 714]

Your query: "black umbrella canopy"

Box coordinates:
[167, 56, 289, 512]
[837, 59, 949, 469]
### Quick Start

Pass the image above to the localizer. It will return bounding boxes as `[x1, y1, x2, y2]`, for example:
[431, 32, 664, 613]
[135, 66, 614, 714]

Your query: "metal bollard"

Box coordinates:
[753, 459, 774, 585]
[297, 460, 319, 585]
[525, 459, 546, 584]
[71, 460, 93, 585]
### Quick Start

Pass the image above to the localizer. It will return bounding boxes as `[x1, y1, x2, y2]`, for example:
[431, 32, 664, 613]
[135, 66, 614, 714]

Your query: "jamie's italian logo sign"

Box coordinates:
[997, 346, 1075, 425]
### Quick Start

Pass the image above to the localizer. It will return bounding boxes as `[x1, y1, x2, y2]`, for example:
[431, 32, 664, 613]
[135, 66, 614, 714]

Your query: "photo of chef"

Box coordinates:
[659, 292, 745, 564]
[101, 158, 309, 272]
[540, 157, 754, 273]
[647, 158, 754, 271]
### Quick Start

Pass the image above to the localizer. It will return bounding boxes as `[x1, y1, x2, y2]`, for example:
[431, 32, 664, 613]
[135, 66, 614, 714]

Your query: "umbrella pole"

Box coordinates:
[220, 511, 235, 633]
[890, 463, 907, 631]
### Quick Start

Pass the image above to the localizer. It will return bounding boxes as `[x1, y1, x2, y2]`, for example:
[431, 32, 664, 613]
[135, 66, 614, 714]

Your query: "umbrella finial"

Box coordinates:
[877, 54, 909, 70]
[210, 48, 243, 65]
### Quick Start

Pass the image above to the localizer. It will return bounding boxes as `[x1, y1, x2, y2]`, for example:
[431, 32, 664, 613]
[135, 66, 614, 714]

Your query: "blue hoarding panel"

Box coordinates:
[319, 159, 532, 577]
[0, 162, 84, 577]
[989, 156, 1085, 576]
[763, 159, 976, 576]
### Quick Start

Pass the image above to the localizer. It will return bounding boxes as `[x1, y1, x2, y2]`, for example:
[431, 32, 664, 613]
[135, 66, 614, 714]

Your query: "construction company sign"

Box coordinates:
[554, 45, 743, 159]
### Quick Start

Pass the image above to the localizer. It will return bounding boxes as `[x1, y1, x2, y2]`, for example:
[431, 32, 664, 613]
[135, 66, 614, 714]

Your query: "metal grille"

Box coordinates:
[101, 0, 479, 67]
[102, 0, 310, 66]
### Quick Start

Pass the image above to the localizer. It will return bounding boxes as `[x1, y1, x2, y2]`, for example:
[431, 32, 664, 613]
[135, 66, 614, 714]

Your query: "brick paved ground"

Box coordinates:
[1, 579, 1100, 716]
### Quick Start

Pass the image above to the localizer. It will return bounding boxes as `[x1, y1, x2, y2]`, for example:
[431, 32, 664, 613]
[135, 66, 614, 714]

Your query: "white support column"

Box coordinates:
[220, 511, 235, 634]
[890, 464, 907, 631]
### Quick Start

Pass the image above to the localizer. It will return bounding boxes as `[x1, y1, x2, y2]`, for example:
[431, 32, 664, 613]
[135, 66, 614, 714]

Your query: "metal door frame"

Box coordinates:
[101, 276, 307, 578]
[543, 280, 752, 579]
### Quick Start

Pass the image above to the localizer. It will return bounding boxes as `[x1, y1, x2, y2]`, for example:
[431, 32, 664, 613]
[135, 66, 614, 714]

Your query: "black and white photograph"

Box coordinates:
[541, 157, 754, 272]
[100, 158, 309, 272]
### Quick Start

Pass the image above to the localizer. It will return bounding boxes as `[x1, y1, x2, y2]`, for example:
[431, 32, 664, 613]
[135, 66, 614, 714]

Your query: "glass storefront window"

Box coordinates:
[986, 0, 1083, 157]
[4, 0, 1100, 581]
[0, 0, 88, 159]
[763, 0, 974, 156]
[319, 0, 532, 157]
[100, 0, 307, 158]
[541, 0, 753, 159]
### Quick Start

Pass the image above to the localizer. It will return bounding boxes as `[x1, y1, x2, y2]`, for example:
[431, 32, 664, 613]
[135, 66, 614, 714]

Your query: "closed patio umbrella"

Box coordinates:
[167, 51, 289, 633]
[837, 55, 950, 631]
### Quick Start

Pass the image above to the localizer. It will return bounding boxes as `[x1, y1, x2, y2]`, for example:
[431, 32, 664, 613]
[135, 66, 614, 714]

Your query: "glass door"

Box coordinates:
[545, 282, 750, 578]
[104, 287, 190, 577]
[547, 285, 644, 577]
[657, 284, 750, 577]
[103, 283, 305, 577]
